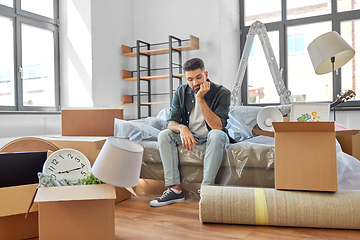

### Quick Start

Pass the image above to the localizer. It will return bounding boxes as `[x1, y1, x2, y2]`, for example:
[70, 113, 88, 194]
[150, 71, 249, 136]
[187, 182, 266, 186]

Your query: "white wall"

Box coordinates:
[129, 0, 240, 119]
[0, 114, 61, 138]
[91, 0, 134, 109]
[89, 0, 240, 119]
[333, 111, 360, 129]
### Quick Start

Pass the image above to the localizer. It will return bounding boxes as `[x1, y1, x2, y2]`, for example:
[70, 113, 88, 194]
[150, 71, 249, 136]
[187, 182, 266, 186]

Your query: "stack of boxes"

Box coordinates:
[34, 106, 129, 240]
[0, 106, 130, 240]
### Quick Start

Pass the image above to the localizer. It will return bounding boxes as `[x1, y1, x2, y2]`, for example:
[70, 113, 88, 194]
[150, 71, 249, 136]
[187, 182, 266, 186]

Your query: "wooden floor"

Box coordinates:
[115, 197, 360, 240]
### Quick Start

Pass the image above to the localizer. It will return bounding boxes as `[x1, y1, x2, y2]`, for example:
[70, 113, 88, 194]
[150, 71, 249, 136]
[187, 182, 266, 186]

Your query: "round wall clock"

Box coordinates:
[43, 148, 92, 180]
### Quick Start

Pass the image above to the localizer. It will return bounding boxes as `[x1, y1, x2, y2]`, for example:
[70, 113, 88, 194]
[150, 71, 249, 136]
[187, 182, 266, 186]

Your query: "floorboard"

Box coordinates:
[114, 198, 360, 240]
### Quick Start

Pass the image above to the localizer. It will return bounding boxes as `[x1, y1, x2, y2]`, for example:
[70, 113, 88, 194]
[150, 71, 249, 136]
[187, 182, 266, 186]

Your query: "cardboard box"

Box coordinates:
[39, 136, 132, 202]
[41, 136, 107, 166]
[62, 106, 123, 136]
[336, 132, 360, 161]
[272, 122, 338, 192]
[115, 186, 132, 203]
[35, 184, 116, 240]
[0, 184, 39, 240]
[0, 151, 52, 240]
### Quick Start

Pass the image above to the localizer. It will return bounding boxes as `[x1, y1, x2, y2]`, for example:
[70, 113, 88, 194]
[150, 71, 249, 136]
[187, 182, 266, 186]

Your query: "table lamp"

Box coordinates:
[91, 137, 143, 195]
[307, 31, 355, 119]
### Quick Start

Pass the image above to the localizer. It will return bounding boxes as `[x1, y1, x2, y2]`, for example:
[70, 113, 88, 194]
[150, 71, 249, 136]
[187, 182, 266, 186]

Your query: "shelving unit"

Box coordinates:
[121, 35, 199, 119]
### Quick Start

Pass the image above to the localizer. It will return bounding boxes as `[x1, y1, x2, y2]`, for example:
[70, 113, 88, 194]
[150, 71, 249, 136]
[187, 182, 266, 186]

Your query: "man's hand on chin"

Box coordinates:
[196, 82, 210, 99]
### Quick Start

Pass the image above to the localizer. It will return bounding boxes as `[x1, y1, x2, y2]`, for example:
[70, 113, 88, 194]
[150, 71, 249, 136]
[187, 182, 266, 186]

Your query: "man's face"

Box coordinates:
[185, 68, 208, 94]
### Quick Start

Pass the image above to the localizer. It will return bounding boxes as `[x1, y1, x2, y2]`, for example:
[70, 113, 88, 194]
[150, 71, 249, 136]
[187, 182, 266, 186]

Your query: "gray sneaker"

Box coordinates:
[150, 188, 185, 207]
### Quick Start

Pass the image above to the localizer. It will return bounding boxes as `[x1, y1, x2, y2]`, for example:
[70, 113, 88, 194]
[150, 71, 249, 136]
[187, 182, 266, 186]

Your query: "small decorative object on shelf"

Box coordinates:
[121, 35, 199, 119]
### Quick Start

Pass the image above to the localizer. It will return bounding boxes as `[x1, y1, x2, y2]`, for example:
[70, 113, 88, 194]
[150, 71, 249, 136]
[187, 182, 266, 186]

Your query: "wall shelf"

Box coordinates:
[121, 35, 199, 57]
[122, 94, 169, 105]
[121, 35, 199, 119]
[122, 70, 184, 81]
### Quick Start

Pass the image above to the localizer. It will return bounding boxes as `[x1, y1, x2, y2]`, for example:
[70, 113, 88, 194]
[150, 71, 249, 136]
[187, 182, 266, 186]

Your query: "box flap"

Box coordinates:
[41, 136, 108, 143]
[335, 130, 360, 136]
[252, 128, 274, 138]
[34, 184, 116, 203]
[62, 106, 123, 110]
[254, 124, 358, 137]
[0, 184, 39, 217]
[273, 122, 335, 133]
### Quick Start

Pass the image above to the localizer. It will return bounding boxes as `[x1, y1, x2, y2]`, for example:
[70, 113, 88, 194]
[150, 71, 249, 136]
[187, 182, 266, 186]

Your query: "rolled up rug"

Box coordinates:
[199, 186, 360, 229]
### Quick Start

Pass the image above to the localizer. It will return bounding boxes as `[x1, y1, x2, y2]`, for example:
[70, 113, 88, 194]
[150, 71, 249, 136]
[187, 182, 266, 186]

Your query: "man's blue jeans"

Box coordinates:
[158, 129, 229, 186]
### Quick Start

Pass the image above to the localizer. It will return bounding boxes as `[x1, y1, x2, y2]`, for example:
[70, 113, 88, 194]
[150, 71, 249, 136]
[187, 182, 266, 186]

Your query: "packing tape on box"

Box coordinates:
[199, 186, 360, 229]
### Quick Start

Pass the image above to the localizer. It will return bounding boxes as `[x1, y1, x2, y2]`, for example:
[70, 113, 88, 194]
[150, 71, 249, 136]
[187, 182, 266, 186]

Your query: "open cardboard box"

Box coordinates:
[39, 136, 131, 203]
[253, 122, 358, 192]
[0, 184, 39, 240]
[0, 151, 49, 240]
[272, 122, 338, 192]
[34, 184, 116, 240]
[61, 106, 123, 137]
[253, 122, 360, 161]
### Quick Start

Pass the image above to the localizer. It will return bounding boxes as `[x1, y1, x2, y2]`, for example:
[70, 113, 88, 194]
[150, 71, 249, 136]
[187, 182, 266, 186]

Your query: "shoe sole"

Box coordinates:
[150, 197, 185, 207]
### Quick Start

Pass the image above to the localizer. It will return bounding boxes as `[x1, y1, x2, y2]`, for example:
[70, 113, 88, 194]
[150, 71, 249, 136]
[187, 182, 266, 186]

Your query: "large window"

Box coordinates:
[0, 0, 59, 111]
[240, 0, 360, 108]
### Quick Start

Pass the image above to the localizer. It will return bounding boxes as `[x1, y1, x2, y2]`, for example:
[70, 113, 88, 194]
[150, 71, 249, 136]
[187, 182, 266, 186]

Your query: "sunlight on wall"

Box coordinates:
[67, 0, 92, 77]
[63, 0, 93, 107]
[68, 59, 93, 106]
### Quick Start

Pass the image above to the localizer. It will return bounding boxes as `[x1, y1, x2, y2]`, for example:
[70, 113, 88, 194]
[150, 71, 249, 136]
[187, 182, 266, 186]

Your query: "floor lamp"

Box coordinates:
[307, 31, 355, 120]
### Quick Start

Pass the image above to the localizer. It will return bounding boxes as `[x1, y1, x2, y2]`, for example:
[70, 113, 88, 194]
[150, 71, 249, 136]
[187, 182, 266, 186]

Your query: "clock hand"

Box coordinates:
[67, 167, 82, 172]
[56, 165, 85, 174]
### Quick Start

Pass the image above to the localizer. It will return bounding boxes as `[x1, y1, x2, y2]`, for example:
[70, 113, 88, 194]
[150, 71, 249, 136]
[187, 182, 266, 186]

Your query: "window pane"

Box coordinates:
[21, 0, 54, 19]
[21, 24, 55, 107]
[245, 0, 281, 26]
[295, 34, 305, 52]
[288, 36, 294, 53]
[338, 0, 360, 12]
[247, 30, 280, 104]
[341, 20, 359, 100]
[287, 0, 331, 20]
[288, 22, 332, 102]
[0, 16, 15, 106]
[0, 0, 12, 8]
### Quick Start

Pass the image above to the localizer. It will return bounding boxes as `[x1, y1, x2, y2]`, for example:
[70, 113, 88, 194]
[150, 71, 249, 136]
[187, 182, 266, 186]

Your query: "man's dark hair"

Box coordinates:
[183, 58, 205, 72]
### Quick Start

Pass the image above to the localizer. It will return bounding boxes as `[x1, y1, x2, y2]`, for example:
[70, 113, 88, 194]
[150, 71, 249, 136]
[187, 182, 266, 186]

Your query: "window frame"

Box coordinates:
[0, 0, 60, 112]
[239, 0, 360, 109]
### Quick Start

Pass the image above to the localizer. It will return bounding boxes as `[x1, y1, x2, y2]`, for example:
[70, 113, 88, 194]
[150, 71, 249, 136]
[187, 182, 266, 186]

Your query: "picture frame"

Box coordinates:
[290, 102, 330, 122]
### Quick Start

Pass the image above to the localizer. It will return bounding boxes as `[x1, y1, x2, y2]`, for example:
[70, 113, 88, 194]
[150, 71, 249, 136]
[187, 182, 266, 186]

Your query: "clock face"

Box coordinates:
[43, 148, 92, 180]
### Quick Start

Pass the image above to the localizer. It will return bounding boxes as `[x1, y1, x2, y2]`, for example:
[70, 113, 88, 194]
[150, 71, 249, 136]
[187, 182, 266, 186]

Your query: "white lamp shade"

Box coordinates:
[92, 137, 143, 188]
[257, 107, 283, 131]
[307, 31, 355, 75]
